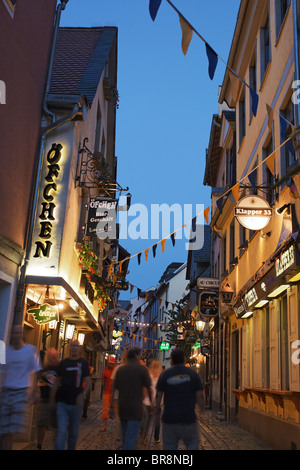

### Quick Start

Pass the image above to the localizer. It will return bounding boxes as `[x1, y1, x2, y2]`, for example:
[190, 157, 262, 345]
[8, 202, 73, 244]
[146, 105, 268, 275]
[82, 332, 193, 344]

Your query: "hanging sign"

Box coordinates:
[234, 195, 273, 230]
[27, 303, 59, 325]
[86, 197, 118, 239]
[160, 341, 170, 351]
[199, 291, 219, 317]
[221, 281, 235, 304]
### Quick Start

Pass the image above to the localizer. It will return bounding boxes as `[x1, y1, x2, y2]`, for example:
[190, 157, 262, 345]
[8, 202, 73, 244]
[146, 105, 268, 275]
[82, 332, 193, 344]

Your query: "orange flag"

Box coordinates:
[179, 15, 193, 55]
[204, 207, 210, 224]
[145, 248, 149, 261]
[231, 183, 240, 203]
[161, 238, 166, 253]
[119, 260, 123, 273]
[130, 284, 134, 293]
[266, 153, 275, 174]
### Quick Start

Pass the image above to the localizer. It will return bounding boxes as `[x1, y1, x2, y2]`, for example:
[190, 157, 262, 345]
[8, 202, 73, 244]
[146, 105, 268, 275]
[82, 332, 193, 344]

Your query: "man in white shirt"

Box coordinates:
[0, 325, 42, 450]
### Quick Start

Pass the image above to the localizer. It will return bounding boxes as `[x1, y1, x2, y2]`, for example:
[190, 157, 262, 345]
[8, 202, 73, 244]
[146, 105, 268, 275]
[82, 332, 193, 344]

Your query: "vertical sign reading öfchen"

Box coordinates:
[33, 143, 63, 258]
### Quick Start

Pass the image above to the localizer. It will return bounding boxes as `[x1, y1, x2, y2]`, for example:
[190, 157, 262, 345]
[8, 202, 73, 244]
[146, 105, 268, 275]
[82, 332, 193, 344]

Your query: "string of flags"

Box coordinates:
[107, 0, 300, 282]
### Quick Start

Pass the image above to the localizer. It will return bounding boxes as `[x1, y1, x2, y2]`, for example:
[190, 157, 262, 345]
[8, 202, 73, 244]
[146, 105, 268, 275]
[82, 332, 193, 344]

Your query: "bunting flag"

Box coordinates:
[231, 183, 239, 202]
[118, 260, 123, 273]
[287, 177, 299, 199]
[137, 253, 141, 265]
[149, 0, 162, 21]
[145, 248, 149, 261]
[248, 170, 256, 188]
[216, 197, 223, 215]
[266, 104, 273, 130]
[130, 284, 134, 293]
[205, 43, 218, 80]
[137, 288, 141, 298]
[204, 206, 210, 224]
[171, 232, 176, 246]
[228, 191, 236, 204]
[152, 244, 157, 258]
[161, 238, 166, 252]
[250, 88, 259, 117]
[280, 116, 295, 155]
[179, 15, 193, 55]
[266, 152, 275, 174]
[191, 216, 197, 233]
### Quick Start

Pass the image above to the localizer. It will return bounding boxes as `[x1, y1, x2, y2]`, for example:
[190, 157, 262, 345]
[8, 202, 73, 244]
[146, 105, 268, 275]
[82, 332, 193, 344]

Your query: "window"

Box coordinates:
[249, 49, 257, 121]
[275, 0, 290, 40]
[260, 15, 271, 83]
[229, 221, 235, 266]
[263, 135, 275, 205]
[226, 134, 236, 187]
[239, 89, 246, 147]
[2, 0, 16, 17]
[94, 103, 102, 152]
[280, 98, 296, 171]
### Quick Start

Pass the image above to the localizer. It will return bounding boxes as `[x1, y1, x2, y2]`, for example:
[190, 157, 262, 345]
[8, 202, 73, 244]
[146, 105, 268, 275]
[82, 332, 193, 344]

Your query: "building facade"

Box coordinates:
[0, 0, 57, 343]
[204, 0, 300, 449]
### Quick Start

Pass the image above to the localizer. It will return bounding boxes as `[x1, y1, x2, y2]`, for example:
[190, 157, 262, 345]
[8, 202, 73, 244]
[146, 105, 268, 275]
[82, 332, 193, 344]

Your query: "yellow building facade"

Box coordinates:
[204, 0, 300, 449]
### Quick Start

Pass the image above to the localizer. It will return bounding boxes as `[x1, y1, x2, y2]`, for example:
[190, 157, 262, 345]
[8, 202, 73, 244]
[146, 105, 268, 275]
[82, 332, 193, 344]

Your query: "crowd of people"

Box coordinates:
[0, 325, 204, 451]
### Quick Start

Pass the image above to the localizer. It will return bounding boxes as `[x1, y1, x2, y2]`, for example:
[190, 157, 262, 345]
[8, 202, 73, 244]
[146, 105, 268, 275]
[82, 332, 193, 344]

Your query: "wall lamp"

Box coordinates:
[276, 203, 290, 215]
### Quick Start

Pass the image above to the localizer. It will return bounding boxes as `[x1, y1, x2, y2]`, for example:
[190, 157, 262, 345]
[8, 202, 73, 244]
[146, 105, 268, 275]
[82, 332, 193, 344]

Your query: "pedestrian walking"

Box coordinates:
[141, 359, 163, 444]
[100, 357, 115, 431]
[36, 347, 60, 450]
[110, 351, 127, 449]
[0, 324, 42, 450]
[155, 348, 204, 450]
[50, 339, 90, 450]
[109, 347, 153, 450]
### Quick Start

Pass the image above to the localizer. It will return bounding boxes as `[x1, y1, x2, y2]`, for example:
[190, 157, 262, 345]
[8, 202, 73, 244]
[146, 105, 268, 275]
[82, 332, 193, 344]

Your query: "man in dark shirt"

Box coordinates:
[110, 347, 152, 450]
[156, 348, 204, 450]
[50, 340, 90, 450]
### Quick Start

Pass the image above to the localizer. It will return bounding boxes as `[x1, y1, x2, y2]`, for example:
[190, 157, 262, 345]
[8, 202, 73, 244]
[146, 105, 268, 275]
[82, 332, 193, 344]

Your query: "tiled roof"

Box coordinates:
[49, 27, 117, 105]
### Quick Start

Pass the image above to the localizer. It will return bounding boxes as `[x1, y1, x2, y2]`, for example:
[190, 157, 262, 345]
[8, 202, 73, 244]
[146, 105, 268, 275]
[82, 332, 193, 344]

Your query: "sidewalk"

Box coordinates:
[19, 399, 274, 451]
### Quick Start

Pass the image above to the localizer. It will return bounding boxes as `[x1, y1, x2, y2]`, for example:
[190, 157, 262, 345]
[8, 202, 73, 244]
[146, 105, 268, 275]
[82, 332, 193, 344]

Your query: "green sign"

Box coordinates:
[160, 341, 170, 351]
[27, 303, 59, 325]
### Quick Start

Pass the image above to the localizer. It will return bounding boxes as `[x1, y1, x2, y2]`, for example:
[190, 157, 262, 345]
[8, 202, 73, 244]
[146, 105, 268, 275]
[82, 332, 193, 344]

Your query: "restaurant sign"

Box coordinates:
[86, 197, 118, 239]
[27, 303, 59, 325]
[234, 195, 273, 230]
[275, 245, 295, 277]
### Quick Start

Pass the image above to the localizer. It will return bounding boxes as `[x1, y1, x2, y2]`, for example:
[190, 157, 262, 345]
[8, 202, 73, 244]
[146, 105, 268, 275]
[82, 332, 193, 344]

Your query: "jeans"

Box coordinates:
[162, 422, 200, 450]
[120, 419, 141, 450]
[55, 401, 82, 450]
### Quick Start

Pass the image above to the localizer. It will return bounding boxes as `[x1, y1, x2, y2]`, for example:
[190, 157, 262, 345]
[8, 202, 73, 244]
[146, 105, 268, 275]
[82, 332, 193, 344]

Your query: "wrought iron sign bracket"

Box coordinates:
[75, 137, 129, 196]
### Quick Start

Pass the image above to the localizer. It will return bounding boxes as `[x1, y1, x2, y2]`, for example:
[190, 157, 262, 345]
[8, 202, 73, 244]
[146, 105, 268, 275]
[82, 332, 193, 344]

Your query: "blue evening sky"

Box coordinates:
[60, 0, 241, 297]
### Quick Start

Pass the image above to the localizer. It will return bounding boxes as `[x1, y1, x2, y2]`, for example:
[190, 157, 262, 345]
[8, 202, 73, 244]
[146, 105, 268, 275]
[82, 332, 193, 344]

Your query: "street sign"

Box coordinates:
[197, 277, 219, 289]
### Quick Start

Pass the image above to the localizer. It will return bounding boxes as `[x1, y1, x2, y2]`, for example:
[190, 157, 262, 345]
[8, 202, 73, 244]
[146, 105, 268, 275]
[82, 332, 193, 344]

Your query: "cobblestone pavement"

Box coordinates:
[20, 399, 274, 451]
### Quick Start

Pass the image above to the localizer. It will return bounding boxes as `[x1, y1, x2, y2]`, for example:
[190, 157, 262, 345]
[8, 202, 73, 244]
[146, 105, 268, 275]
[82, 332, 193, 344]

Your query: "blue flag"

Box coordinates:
[205, 43, 218, 80]
[250, 88, 259, 117]
[149, 0, 162, 21]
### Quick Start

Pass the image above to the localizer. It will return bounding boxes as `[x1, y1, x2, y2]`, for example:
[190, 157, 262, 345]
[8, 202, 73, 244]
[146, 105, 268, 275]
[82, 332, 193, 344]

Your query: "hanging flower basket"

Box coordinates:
[77, 237, 111, 312]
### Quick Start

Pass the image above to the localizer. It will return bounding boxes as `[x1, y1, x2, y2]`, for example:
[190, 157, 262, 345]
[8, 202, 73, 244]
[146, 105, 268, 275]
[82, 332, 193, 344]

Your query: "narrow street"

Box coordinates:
[20, 400, 274, 452]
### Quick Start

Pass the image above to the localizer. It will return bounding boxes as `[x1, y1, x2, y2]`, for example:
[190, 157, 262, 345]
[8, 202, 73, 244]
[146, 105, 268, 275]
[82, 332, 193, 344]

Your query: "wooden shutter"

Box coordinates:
[269, 300, 280, 390]
[288, 285, 300, 391]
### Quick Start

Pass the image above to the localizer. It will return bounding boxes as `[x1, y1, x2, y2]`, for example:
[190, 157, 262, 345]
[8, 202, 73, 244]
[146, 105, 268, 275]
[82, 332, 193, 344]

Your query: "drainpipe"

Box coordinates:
[13, 0, 77, 325]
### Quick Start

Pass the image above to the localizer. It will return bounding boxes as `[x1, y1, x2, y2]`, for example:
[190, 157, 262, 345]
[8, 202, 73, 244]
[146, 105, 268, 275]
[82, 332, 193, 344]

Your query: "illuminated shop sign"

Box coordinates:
[33, 143, 63, 258]
[234, 195, 273, 230]
[160, 341, 170, 351]
[244, 287, 258, 307]
[87, 197, 118, 238]
[275, 246, 295, 277]
[27, 303, 59, 325]
[199, 291, 219, 317]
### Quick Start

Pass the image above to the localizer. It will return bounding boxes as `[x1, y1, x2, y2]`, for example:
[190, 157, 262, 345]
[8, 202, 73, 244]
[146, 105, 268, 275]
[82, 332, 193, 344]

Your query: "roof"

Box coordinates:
[49, 27, 118, 106]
